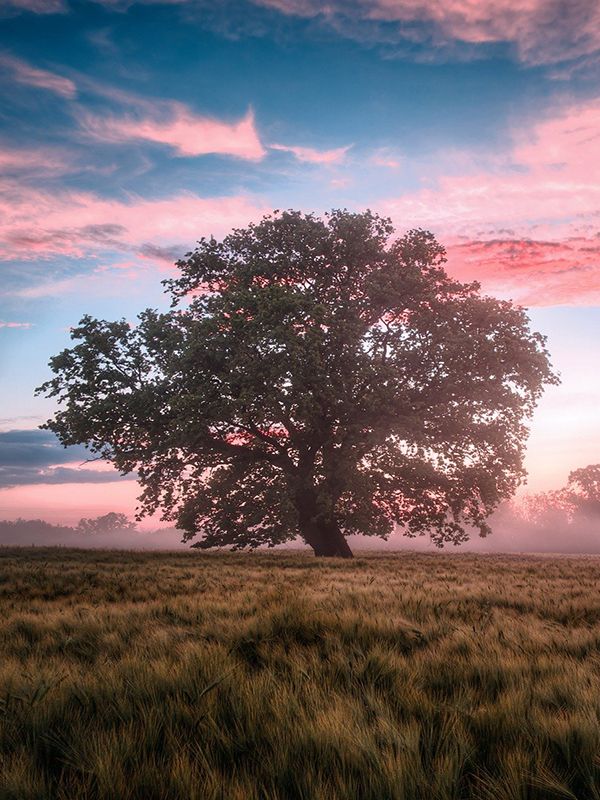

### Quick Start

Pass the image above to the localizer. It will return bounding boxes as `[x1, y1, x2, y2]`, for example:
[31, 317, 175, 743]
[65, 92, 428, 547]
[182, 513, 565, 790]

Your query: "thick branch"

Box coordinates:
[202, 433, 297, 474]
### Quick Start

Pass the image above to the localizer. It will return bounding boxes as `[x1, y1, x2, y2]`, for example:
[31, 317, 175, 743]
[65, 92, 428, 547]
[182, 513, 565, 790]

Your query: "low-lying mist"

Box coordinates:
[0, 518, 188, 549]
[2, 502, 599, 553]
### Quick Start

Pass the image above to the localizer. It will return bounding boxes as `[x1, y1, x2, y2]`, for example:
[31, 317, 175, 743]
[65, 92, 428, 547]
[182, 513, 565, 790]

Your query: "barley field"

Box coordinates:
[2, 547, 600, 799]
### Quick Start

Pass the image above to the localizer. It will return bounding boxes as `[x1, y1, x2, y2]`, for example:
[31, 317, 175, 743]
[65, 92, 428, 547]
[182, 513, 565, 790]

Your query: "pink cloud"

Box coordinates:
[270, 142, 351, 164]
[0, 54, 76, 98]
[372, 150, 401, 169]
[79, 105, 265, 160]
[378, 96, 600, 305]
[7, 0, 600, 67]
[251, 0, 600, 65]
[0, 321, 33, 328]
[0, 145, 76, 177]
[384, 98, 600, 231]
[0, 185, 269, 293]
[445, 239, 600, 306]
[61, 192, 268, 246]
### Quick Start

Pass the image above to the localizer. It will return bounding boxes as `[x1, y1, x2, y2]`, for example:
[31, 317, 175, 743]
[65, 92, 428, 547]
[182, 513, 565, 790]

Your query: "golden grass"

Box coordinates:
[2, 547, 600, 798]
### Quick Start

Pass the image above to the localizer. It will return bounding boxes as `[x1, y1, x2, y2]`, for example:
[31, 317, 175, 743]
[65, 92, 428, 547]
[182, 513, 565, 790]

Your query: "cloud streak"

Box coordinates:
[79, 105, 265, 160]
[0, 185, 270, 268]
[0, 465, 133, 488]
[0, 429, 88, 467]
[0, 145, 79, 178]
[0, 0, 65, 12]
[270, 142, 351, 164]
[0, 53, 76, 97]
[250, 0, 600, 66]
[0, 429, 133, 489]
[6, 0, 600, 68]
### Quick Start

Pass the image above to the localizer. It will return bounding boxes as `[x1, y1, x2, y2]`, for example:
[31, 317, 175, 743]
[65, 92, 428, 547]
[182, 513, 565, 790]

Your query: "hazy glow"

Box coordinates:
[0, 481, 140, 527]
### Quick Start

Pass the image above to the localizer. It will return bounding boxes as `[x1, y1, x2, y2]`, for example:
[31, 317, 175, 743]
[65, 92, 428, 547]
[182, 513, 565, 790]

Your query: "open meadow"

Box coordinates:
[2, 547, 600, 799]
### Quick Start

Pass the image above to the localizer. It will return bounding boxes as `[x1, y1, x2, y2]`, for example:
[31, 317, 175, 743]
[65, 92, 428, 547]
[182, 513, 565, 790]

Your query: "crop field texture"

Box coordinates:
[2, 548, 600, 799]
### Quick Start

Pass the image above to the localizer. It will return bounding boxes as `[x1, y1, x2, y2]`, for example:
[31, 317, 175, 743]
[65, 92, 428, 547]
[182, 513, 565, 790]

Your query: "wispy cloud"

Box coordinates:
[270, 142, 351, 164]
[378, 96, 600, 304]
[384, 97, 600, 231]
[250, 0, 600, 67]
[446, 238, 600, 306]
[16, 275, 100, 299]
[79, 104, 265, 160]
[5, 0, 600, 68]
[0, 465, 135, 488]
[77, 82, 352, 165]
[0, 53, 76, 97]
[0, 185, 269, 293]
[0, 429, 88, 467]
[371, 149, 401, 169]
[0, 0, 66, 14]
[0, 320, 33, 327]
[0, 145, 78, 177]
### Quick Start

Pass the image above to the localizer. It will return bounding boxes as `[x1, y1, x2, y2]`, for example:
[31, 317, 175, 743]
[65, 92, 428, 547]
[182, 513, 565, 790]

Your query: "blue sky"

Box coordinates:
[1, 0, 599, 524]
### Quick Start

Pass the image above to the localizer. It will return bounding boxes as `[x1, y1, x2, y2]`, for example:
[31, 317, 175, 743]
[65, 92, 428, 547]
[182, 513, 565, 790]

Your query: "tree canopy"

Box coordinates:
[38, 210, 558, 557]
[76, 512, 137, 535]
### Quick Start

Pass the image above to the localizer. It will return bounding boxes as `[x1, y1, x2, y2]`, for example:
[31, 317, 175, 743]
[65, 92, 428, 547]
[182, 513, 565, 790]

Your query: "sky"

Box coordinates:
[0, 0, 599, 527]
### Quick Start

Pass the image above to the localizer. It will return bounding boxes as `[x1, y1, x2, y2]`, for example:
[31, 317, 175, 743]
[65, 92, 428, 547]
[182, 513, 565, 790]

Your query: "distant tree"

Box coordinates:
[509, 464, 600, 530]
[37, 210, 557, 557]
[566, 464, 600, 518]
[509, 490, 572, 528]
[76, 512, 137, 535]
[0, 518, 72, 537]
[568, 464, 600, 501]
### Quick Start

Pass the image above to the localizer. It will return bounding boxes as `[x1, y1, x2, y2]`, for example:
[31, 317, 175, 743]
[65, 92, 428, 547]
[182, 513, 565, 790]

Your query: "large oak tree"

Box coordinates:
[38, 210, 557, 557]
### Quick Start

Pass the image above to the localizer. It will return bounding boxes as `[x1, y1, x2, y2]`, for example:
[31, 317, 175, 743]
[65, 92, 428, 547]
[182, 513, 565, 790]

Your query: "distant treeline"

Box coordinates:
[1, 500, 599, 553]
[0, 513, 186, 549]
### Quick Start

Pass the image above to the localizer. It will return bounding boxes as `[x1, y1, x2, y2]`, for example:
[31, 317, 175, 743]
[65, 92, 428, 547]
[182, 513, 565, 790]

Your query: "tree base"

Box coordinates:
[303, 525, 354, 558]
[314, 549, 354, 559]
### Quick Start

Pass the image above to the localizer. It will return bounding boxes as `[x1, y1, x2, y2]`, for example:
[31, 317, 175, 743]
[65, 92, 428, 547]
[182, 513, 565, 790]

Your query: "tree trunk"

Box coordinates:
[293, 484, 354, 558]
[299, 519, 354, 558]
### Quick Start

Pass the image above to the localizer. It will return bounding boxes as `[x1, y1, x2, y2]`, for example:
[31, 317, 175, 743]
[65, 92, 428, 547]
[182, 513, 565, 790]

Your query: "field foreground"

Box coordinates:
[2, 549, 600, 799]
